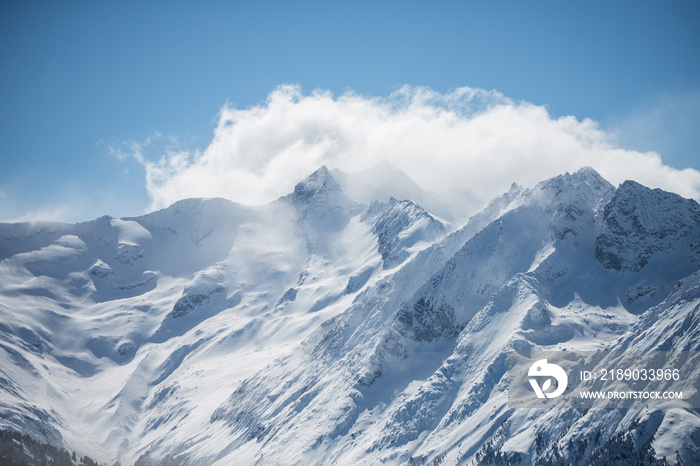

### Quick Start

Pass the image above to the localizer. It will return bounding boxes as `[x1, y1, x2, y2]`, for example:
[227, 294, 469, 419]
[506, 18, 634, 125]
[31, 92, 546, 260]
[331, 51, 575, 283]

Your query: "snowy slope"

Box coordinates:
[1, 166, 699, 465]
[201, 168, 700, 466]
[0, 166, 449, 465]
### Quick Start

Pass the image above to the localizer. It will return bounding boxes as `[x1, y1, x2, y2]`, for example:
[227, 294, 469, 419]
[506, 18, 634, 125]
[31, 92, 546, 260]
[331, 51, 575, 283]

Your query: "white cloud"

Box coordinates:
[134, 85, 700, 211]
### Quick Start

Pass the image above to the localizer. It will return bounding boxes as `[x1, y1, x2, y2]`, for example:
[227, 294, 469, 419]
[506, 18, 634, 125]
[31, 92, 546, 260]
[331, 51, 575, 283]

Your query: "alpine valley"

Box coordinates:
[1, 163, 699, 465]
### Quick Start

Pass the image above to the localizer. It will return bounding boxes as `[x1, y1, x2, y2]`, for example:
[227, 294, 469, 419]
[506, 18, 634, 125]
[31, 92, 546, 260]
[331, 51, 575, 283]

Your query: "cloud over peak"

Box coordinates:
[134, 85, 700, 212]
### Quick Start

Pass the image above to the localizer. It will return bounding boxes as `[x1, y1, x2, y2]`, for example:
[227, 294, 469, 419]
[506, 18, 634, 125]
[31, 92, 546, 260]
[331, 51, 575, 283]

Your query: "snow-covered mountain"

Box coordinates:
[0, 166, 698, 465]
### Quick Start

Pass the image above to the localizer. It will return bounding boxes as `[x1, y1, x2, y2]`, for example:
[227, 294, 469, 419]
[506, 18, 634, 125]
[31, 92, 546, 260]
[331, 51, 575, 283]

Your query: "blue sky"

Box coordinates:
[1, 1, 699, 222]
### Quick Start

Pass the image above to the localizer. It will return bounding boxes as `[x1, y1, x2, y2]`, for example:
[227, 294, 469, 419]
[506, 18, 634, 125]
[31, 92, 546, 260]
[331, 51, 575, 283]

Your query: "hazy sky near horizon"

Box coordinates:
[1, 1, 699, 222]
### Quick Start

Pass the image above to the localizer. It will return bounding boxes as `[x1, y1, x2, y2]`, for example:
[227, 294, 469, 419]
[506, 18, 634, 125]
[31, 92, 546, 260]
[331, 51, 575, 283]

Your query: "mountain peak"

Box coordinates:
[525, 167, 614, 211]
[291, 165, 342, 202]
[575, 166, 599, 177]
[283, 166, 360, 236]
[549, 167, 611, 188]
[596, 178, 700, 273]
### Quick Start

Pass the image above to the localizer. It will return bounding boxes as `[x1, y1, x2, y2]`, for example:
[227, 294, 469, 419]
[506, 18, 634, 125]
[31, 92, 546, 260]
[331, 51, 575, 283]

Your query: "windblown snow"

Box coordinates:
[0, 162, 698, 465]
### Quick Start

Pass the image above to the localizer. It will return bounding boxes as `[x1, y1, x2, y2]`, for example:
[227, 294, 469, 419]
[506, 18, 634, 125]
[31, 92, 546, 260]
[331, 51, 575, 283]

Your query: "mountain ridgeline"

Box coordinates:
[0, 164, 698, 465]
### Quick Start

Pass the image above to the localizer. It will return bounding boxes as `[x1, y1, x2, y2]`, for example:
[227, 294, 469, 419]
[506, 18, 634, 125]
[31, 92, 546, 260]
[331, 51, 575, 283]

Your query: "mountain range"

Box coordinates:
[0, 163, 698, 465]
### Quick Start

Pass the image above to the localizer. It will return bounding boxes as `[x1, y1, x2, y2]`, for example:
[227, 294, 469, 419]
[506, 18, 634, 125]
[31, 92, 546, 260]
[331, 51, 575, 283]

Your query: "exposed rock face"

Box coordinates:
[596, 180, 700, 272]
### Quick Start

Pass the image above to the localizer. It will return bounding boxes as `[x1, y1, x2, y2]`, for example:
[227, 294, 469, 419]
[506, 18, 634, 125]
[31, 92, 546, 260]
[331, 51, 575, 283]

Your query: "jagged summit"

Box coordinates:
[281, 166, 360, 239]
[284, 165, 355, 212]
[596, 178, 700, 274]
[532, 166, 613, 196]
[290, 165, 343, 201]
[362, 197, 447, 269]
[576, 165, 606, 179]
